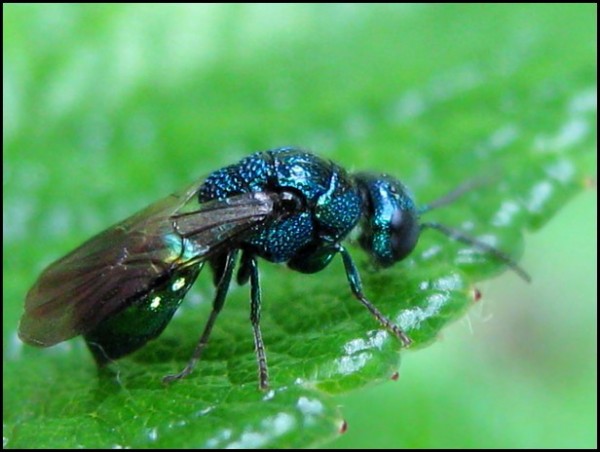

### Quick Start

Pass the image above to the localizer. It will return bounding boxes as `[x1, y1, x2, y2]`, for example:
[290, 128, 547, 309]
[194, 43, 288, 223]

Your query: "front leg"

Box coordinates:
[336, 244, 412, 347]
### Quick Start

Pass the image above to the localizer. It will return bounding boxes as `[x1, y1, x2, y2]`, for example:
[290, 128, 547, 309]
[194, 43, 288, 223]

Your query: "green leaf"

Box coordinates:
[3, 4, 596, 449]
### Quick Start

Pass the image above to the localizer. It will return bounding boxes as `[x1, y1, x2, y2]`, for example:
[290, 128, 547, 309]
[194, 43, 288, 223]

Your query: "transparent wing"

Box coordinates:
[19, 183, 276, 346]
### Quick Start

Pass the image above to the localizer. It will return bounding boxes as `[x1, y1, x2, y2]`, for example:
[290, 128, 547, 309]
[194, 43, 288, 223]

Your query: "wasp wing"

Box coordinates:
[19, 183, 277, 346]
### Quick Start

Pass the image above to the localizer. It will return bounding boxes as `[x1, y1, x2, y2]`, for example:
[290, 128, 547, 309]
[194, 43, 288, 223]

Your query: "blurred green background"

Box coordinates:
[3, 4, 596, 448]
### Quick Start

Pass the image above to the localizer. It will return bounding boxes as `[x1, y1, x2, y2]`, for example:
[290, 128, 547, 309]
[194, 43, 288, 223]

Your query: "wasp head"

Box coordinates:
[354, 173, 420, 268]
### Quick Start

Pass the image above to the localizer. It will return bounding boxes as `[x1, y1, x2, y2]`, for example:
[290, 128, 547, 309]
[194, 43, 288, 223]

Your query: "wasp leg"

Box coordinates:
[163, 249, 239, 383]
[336, 245, 412, 347]
[247, 254, 269, 390]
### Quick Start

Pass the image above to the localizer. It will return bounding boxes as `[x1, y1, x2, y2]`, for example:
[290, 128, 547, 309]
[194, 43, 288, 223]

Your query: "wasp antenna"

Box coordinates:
[421, 221, 531, 283]
[419, 176, 493, 214]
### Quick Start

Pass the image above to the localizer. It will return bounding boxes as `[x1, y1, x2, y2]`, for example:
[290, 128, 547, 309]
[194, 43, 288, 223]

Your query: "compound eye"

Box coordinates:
[389, 208, 419, 261]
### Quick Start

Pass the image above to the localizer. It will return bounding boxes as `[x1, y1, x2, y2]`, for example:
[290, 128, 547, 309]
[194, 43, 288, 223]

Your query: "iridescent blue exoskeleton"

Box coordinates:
[19, 148, 528, 389]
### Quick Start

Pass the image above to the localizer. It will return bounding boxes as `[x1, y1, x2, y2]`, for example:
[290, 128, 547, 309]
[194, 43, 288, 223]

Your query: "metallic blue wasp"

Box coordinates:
[19, 148, 528, 389]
